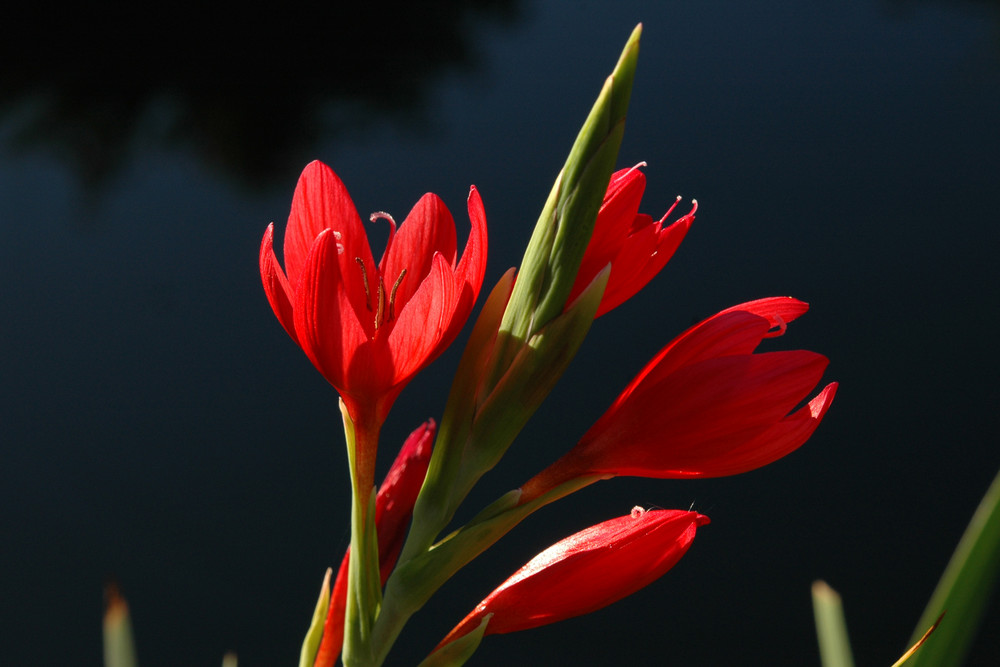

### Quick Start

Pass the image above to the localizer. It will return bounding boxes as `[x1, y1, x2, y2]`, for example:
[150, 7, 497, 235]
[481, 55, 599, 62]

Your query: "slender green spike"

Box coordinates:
[489, 23, 641, 379]
[103, 583, 138, 667]
[892, 614, 943, 667]
[299, 568, 332, 667]
[811, 580, 855, 667]
[905, 466, 1000, 667]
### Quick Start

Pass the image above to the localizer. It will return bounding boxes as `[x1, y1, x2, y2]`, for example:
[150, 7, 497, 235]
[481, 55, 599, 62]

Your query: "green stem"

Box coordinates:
[340, 400, 382, 667]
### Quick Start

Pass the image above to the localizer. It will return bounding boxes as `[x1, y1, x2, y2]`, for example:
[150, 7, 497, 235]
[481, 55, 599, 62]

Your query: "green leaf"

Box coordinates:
[904, 466, 1000, 667]
[811, 580, 855, 667]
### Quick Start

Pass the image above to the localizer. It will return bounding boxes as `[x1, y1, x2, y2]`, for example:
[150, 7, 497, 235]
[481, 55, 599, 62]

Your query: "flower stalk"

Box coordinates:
[340, 400, 381, 666]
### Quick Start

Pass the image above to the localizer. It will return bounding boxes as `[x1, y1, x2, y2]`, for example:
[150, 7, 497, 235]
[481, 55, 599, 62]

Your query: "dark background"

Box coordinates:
[3, 1, 999, 665]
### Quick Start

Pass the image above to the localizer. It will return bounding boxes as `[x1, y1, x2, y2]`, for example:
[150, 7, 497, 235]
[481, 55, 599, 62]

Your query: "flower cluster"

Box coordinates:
[260, 25, 835, 667]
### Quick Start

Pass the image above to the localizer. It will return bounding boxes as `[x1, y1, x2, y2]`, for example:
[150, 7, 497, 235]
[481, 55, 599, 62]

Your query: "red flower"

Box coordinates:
[521, 297, 837, 501]
[567, 164, 696, 317]
[313, 420, 435, 667]
[260, 160, 488, 431]
[436, 508, 708, 647]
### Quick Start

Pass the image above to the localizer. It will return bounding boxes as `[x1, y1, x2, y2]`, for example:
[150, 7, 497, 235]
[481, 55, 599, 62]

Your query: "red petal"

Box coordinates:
[382, 192, 458, 311]
[286, 161, 374, 331]
[698, 382, 838, 477]
[567, 167, 645, 307]
[292, 229, 369, 390]
[584, 351, 829, 477]
[313, 555, 349, 667]
[619, 297, 809, 401]
[595, 210, 693, 317]
[374, 420, 435, 570]
[284, 162, 365, 281]
[588, 168, 645, 257]
[718, 296, 810, 329]
[434, 185, 489, 355]
[388, 252, 455, 384]
[259, 223, 298, 344]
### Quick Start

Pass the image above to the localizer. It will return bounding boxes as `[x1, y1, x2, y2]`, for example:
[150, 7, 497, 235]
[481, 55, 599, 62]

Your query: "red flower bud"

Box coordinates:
[437, 508, 708, 648]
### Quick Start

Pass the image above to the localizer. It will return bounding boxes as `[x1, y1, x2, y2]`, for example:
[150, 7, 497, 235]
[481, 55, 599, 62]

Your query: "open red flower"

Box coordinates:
[436, 508, 708, 648]
[313, 420, 435, 667]
[567, 164, 696, 317]
[521, 297, 837, 502]
[260, 160, 487, 446]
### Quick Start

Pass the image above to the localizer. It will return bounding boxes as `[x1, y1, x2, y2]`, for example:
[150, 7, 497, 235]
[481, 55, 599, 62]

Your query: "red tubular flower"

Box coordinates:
[521, 297, 837, 502]
[313, 420, 435, 667]
[260, 160, 486, 485]
[436, 508, 708, 648]
[567, 164, 696, 317]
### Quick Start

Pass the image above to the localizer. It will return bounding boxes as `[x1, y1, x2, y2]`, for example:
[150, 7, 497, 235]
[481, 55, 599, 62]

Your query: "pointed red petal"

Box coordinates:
[313, 554, 350, 667]
[620, 297, 810, 400]
[700, 382, 838, 477]
[587, 167, 645, 258]
[595, 210, 693, 317]
[259, 223, 298, 344]
[292, 229, 369, 390]
[434, 185, 489, 355]
[584, 351, 829, 478]
[382, 192, 458, 311]
[718, 296, 810, 329]
[375, 420, 435, 571]
[284, 162, 364, 281]
[388, 252, 455, 384]
[285, 161, 375, 331]
[567, 167, 645, 307]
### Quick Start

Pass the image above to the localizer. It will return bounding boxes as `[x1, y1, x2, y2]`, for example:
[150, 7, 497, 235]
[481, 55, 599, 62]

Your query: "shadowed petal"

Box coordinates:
[583, 352, 829, 477]
[696, 382, 838, 477]
[293, 229, 368, 389]
[260, 223, 298, 344]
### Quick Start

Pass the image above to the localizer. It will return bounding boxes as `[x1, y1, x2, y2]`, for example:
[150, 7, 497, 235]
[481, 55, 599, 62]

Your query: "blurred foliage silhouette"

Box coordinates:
[0, 1, 518, 189]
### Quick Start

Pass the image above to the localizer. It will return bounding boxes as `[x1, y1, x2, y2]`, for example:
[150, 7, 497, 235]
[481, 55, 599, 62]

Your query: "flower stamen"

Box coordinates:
[619, 161, 648, 181]
[375, 278, 386, 330]
[387, 269, 407, 322]
[356, 258, 372, 310]
[370, 211, 398, 260]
